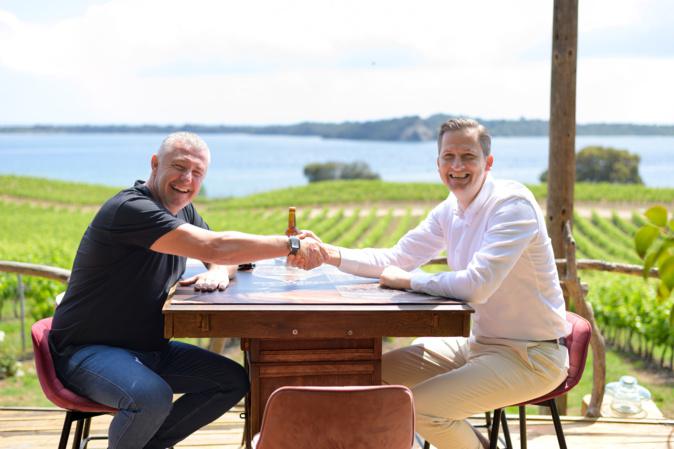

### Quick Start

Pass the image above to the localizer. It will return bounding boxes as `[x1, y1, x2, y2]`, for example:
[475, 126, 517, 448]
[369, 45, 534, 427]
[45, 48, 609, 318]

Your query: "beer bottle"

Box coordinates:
[285, 207, 299, 236]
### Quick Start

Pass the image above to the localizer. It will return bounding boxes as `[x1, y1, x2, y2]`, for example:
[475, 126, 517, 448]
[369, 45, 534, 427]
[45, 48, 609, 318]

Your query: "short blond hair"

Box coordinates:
[159, 132, 211, 163]
[437, 119, 491, 156]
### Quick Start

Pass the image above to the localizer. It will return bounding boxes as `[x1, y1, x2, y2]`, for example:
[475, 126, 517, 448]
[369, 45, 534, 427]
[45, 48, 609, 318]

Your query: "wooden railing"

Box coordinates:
[0, 261, 70, 283]
[0, 261, 69, 354]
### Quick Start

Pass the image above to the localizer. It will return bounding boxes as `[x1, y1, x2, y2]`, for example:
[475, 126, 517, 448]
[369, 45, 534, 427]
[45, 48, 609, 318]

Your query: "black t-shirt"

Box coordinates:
[50, 181, 208, 362]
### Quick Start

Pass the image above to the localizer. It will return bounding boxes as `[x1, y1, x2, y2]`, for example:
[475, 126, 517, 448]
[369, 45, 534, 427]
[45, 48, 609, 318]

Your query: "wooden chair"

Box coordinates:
[253, 385, 415, 449]
[32, 317, 116, 449]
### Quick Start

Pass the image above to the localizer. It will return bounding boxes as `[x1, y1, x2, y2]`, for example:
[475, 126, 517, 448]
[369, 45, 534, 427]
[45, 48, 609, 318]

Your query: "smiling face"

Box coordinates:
[147, 140, 209, 214]
[437, 127, 494, 209]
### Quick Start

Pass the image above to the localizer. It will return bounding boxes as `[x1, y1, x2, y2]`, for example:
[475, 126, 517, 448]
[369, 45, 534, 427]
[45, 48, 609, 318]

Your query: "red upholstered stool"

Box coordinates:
[487, 312, 592, 449]
[253, 385, 415, 449]
[32, 317, 117, 449]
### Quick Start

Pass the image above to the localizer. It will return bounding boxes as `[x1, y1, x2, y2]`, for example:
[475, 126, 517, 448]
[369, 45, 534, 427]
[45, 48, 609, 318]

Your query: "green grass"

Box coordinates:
[3, 175, 674, 209]
[0, 175, 120, 205]
[205, 180, 451, 208]
[568, 347, 674, 417]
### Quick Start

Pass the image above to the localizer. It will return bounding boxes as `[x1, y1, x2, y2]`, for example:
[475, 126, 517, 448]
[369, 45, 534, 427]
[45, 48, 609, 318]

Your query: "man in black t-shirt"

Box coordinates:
[50, 132, 325, 449]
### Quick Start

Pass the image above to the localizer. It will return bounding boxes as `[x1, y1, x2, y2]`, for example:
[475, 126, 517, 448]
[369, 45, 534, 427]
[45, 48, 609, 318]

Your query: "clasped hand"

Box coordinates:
[286, 230, 328, 270]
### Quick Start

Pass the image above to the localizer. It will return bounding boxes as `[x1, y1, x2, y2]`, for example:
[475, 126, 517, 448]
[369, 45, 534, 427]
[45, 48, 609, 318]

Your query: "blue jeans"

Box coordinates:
[55, 341, 249, 449]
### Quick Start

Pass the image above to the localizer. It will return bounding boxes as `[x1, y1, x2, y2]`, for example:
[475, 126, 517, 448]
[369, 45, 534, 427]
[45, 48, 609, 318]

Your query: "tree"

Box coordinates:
[303, 161, 380, 183]
[540, 145, 643, 184]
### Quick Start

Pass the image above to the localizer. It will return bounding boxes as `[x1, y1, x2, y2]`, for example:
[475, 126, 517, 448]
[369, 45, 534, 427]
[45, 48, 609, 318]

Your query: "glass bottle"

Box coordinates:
[285, 207, 299, 236]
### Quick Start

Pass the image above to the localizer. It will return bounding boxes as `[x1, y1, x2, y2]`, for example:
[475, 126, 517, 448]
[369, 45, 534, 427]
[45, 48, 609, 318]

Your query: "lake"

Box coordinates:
[2, 133, 673, 198]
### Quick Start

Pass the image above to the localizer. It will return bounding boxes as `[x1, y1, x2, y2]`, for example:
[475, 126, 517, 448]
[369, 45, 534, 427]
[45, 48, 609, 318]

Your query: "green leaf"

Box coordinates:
[645, 205, 668, 227]
[634, 225, 660, 259]
[642, 251, 658, 279]
[657, 281, 671, 301]
[659, 256, 674, 290]
[669, 219, 674, 232]
[670, 306, 674, 326]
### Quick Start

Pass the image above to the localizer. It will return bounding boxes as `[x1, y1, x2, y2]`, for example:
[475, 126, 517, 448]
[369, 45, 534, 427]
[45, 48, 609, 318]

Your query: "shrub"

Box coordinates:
[540, 145, 643, 184]
[303, 161, 380, 183]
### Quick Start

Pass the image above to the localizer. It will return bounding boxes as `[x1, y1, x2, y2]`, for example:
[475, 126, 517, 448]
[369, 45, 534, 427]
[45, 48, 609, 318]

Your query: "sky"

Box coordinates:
[0, 0, 672, 126]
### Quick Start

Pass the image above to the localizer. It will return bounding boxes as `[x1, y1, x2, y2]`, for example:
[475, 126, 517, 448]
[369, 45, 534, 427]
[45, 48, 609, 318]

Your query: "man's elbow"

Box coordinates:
[464, 275, 496, 305]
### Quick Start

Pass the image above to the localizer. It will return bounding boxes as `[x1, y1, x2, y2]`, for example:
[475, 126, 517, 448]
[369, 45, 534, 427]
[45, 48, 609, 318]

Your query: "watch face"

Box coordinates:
[289, 236, 300, 254]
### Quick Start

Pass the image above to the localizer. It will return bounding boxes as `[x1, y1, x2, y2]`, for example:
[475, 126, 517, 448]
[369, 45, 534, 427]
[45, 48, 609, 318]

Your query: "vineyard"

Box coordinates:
[1, 177, 674, 412]
[2, 197, 673, 363]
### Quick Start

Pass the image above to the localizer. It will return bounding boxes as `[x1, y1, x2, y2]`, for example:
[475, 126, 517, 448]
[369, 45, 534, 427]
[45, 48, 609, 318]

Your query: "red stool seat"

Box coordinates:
[32, 317, 116, 449]
[488, 312, 592, 449]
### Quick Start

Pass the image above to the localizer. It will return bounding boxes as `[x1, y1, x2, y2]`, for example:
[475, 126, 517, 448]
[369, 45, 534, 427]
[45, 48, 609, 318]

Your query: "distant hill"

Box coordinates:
[2, 116, 673, 141]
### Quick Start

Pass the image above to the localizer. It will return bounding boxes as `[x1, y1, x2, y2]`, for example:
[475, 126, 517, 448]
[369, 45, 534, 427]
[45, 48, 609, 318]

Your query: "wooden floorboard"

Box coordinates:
[1, 408, 672, 448]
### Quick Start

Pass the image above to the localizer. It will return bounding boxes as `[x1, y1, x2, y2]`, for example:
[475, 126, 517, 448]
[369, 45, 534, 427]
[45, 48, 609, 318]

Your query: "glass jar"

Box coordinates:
[606, 376, 651, 415]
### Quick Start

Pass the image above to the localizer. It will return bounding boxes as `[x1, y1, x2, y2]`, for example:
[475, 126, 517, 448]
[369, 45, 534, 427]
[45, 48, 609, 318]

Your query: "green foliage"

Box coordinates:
[540, 146, 643, 184]
[4, 175, 674, 211]
[0, 330, 17, 379]
[0, 175, 120, 205]
[303, 161, 380, 183]
[208, 180, 450, 208]
[574, 213, 641, 264]
[634, 206, 674, 304]
[4, 175, 674, 407]
[0, 350, 16, 379]
[577, 146, 643, 184]
[0, 201, 89, 320]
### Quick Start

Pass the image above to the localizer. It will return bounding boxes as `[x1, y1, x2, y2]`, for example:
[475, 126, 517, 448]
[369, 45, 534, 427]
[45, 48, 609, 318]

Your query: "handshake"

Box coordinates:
[284, 230, 413, 291]
[286, 230, 335, 271]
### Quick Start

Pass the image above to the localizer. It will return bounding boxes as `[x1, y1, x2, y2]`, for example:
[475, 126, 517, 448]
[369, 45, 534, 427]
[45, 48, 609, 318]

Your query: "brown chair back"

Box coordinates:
[255, 385, 415, 449]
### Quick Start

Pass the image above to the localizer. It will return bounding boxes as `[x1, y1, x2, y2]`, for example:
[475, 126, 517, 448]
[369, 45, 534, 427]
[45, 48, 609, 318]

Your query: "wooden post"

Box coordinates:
[547, 0, 578, 257]
[546, 0, 578, 416]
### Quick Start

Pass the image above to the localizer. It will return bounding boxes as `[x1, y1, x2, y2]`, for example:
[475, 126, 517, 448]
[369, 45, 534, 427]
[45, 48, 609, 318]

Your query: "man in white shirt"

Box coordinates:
[307, 119, 570, 449]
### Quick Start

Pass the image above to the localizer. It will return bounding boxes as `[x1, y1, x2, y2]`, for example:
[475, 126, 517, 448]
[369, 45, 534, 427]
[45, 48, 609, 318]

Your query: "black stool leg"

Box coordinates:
[500, 410, 513, 449]
[485, 410, 492, 430]
[519, 406, 527, 449]
[489, 409, 502, 449]
[79, 418, 91, 449]
[71, 418, 85, 449]
[547, 399, 567, 449]
[58, 412, 75, 449]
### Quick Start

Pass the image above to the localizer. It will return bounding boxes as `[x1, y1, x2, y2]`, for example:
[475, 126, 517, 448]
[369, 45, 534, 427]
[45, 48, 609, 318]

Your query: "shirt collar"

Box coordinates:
[453, 174, 494, 221]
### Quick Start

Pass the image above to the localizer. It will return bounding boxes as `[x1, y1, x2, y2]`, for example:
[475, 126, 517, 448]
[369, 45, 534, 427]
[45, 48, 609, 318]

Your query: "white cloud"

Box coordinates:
[577, 57, 674, 124]
[0, 0, 672, 124]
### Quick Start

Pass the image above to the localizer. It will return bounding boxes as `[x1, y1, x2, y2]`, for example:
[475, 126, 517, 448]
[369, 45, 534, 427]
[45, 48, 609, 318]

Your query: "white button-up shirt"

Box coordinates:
[339, 175, 570, 341]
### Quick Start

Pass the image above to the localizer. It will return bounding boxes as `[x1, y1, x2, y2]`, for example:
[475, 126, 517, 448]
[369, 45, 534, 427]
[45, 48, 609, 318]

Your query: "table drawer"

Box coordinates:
[244, 337, 381, 363]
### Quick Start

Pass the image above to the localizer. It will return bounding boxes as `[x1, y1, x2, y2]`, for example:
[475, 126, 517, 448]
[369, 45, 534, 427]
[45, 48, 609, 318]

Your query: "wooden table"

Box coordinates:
[163, 259, 472, 445]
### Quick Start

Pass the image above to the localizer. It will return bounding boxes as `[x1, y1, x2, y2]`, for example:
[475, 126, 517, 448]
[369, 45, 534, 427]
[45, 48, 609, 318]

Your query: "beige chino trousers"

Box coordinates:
[382, 336, 569, 449]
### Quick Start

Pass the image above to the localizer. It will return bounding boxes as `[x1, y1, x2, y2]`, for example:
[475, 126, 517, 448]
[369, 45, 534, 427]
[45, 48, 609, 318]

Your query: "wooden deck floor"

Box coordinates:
[1, 407, 672, 448]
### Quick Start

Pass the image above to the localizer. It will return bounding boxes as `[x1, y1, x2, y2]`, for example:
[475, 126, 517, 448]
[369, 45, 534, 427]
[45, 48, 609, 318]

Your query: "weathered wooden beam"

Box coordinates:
[0, 261, 70, 283]
[547, 0, 579, 258]
[562, 221, 605, 418]
[558, 259, 658, 278]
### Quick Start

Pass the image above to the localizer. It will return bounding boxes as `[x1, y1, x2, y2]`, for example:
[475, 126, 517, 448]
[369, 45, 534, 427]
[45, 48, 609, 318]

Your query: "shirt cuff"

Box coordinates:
[337, 247, 364, 274]
[410, 272, 435, 293]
